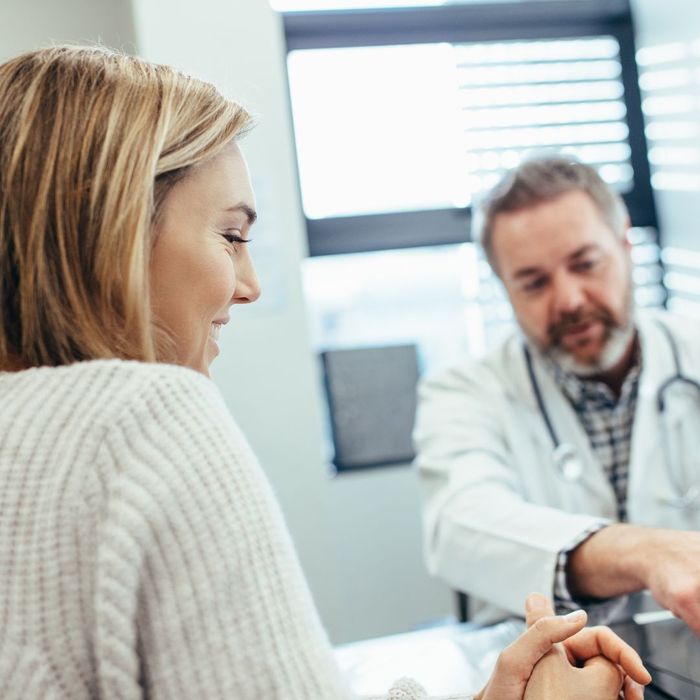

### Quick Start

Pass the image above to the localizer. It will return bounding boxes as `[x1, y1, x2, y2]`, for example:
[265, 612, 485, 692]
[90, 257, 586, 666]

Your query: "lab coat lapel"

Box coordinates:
[629, 314, 679, 482]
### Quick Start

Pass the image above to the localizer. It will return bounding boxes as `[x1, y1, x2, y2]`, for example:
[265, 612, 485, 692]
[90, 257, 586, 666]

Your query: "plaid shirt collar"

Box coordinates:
[545, 336, 642, 411]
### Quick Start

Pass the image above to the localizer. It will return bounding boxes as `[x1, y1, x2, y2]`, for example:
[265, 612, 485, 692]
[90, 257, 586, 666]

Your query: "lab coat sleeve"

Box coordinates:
[414, 365, 609, 616]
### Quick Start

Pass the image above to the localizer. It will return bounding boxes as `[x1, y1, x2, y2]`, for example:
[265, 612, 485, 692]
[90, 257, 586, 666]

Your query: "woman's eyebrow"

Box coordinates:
[225, 203, 257, 225]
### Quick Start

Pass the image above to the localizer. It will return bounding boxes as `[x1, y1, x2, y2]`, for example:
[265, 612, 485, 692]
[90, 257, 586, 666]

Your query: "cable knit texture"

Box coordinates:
[0, 360, 474, 700]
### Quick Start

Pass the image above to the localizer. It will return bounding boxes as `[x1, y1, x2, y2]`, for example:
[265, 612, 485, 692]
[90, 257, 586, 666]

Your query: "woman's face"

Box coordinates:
[150, 143, 260, 375]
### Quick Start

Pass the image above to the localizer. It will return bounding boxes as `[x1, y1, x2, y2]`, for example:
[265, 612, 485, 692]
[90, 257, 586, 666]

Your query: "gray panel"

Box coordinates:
[322, 345, 419, 470]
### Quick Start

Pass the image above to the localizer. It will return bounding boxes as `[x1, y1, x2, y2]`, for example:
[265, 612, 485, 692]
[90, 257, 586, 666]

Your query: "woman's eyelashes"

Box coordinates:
[221, 230, 251, 248]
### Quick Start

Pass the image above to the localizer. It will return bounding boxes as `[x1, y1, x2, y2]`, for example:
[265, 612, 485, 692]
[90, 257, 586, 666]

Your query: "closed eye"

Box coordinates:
[222, 232, 251, 245]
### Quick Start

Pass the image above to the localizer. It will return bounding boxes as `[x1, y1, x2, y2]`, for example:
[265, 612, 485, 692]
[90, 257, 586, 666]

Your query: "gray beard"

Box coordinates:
[546, 318, 636, 377]
[542, 278, 636, 377]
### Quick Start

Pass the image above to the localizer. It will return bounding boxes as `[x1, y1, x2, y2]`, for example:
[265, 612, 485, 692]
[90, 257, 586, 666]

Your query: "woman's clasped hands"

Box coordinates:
[476, 593, 652, 700]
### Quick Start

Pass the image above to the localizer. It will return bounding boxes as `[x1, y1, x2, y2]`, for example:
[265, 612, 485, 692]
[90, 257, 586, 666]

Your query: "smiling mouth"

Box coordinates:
[209, 323, 222, 342]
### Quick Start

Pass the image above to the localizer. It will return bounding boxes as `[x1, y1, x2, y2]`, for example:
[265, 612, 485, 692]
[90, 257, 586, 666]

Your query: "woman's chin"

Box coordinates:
[208, 335, 221, 359]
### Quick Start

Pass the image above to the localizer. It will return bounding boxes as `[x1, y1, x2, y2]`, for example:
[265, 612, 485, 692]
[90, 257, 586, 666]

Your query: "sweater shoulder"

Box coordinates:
[2, 359, 218, 415]
[0, 360, 231, 470]
[91, 361, 251, 481]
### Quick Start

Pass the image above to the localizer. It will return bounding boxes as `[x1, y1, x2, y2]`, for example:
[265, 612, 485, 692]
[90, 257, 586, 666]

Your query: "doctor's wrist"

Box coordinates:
[628, 526, 683, 589]
[567, 524, 650, 599]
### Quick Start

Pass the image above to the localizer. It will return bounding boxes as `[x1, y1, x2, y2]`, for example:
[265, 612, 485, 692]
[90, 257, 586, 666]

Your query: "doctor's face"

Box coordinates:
[491, 189, 634, 374]
[150, 143, 261, 376]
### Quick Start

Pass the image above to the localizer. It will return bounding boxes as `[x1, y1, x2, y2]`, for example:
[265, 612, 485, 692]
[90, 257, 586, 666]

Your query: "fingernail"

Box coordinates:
[525, 592, 549, 612]
[563, 609, 586, 623]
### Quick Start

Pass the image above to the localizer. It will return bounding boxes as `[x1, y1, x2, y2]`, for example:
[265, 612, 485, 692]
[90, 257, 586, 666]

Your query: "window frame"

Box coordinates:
[282, 0, 658, 256]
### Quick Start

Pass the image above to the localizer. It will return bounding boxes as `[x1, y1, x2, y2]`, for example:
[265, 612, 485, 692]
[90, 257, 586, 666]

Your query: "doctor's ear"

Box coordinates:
[622, 219, 633, 252]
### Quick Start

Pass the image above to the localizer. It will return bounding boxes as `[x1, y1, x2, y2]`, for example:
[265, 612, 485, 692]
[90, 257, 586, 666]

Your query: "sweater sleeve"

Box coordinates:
[93, 367, 474, 700]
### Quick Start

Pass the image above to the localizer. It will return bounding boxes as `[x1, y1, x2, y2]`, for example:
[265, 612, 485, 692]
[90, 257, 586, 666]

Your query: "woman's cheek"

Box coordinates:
[209, 252, 237, 308]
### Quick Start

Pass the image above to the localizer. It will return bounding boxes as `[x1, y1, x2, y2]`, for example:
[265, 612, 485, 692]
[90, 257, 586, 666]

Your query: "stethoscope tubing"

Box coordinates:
[524, 343, 562, 450]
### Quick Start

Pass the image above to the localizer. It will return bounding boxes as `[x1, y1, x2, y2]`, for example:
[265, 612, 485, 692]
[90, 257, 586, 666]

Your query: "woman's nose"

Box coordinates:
[233, 259, 261, 304]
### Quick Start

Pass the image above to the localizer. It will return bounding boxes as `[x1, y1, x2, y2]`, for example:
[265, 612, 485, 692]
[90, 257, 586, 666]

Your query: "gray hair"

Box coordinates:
[474, 155, 629, 273]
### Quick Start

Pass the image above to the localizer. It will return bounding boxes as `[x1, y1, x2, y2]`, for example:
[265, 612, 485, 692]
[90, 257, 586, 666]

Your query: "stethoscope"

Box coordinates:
[523, 322, 700, 508]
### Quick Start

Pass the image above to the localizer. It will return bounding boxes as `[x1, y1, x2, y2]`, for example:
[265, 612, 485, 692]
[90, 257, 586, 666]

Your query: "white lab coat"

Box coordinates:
[414, 310, 700, 620]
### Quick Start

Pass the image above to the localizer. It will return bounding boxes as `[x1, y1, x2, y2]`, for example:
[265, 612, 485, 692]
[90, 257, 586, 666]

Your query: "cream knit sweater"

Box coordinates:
[0, 360, 473, 700]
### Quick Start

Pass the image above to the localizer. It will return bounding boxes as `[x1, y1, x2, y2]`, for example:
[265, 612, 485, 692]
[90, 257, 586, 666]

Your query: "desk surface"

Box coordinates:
[335, 594, 700, 699]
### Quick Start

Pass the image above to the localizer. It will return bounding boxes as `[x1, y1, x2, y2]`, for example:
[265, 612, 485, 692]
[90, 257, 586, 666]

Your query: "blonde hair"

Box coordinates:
[0, 45, 253, 368]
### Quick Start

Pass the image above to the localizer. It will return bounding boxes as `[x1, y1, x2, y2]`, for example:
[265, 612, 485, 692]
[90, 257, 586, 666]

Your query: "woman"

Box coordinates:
[0, 46, 649, 699]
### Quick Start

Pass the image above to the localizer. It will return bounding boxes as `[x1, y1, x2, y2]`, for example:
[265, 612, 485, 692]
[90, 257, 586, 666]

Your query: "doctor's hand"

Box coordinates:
[566, 524, 700, 637]
[474, 593, 650, 700]
[642, 529, 700, 637]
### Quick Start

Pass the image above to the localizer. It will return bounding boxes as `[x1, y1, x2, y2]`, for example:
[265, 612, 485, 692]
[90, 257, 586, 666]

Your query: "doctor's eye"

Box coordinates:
[523, 277, 548, 293]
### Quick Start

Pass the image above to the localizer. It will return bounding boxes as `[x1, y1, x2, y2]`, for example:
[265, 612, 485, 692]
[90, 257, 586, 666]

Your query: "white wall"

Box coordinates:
[631, 0, 700, 251]
[1, 0, 137, 61]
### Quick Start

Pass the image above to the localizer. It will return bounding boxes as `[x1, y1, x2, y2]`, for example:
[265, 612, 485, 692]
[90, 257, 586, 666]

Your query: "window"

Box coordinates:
[635, 37, 700, 317]
[272, 0, 446, 11]
[638, 40, 700, 193]
[283, 0, 657, 256]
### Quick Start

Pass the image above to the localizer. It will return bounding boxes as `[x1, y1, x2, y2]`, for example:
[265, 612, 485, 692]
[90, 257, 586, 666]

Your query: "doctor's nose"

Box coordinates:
[551, 272, 586, 316]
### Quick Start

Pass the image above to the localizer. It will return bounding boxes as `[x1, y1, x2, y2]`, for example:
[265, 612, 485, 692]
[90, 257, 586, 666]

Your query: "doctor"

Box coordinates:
[415, 155, 700, 634]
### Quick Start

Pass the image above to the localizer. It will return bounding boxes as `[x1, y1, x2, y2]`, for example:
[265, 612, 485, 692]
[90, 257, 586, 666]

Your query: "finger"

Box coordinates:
[525, 592, 556, 627]
[564, 627, 651, 684]
[498, 610, 588, 679]
[622, 675, 646, 700]
[583, 656, 624, 695]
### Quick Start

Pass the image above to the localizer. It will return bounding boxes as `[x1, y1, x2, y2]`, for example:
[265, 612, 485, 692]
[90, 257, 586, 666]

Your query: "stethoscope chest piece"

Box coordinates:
[553, 442, 583, 482]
